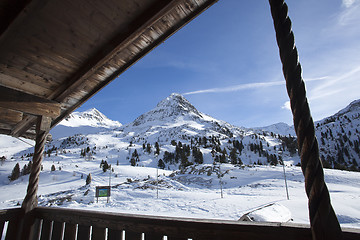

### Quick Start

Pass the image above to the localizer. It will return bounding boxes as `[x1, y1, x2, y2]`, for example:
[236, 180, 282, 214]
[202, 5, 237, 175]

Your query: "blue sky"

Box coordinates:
[79, 0, 360, 128]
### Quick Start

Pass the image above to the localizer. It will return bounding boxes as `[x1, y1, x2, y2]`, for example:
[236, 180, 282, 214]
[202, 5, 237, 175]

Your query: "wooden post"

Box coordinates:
[20, 116, 51, 239]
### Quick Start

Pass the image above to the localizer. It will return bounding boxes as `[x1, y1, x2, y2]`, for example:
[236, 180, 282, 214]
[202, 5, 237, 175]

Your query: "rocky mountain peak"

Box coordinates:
[79, 108, 106, 121]
[131, 93, 202, 126]
[155, 93, 201, 116]
[62, 108, 121, 128]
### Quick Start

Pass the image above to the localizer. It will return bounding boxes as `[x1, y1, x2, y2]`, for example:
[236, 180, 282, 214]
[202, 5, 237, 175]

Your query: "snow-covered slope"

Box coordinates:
[1, 159, 359, 229]
[254, 122, 295, 136]
[315, 99, 360, 170]
[50, 108, 121, 139]
[0, 136, 34, 159]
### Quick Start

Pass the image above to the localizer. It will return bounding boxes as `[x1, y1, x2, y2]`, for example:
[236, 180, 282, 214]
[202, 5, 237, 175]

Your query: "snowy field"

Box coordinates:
[1, 154, 359, 229]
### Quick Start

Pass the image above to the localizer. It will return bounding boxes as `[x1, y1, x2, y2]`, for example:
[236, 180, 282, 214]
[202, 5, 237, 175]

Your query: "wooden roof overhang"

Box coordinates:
[0, 0, 218, 140]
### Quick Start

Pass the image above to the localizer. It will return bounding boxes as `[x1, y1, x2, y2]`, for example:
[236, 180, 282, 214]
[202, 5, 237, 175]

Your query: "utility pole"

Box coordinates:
[155, 154, 159, 199]
[281, 160, 289, 200]
[219, 163, 223, 199]
[108, 166, 112, 203]
[156, 165, 159, 199]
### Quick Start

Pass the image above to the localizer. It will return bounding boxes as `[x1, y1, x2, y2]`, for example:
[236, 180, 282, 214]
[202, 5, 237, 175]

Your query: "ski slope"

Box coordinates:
[1, 155, 359, 229]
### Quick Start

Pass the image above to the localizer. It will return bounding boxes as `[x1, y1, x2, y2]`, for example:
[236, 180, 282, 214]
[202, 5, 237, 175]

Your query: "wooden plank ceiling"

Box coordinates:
[0, 0, 218, 140]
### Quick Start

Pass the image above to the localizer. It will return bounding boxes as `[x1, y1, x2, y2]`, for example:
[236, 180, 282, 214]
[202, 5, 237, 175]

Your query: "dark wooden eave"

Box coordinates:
[0, 0, 218, 140]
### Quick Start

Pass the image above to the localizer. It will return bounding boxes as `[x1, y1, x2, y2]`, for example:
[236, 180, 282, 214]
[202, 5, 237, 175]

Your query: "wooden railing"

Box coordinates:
[0, 207, 24, 239]
[1, 207, 360, 240]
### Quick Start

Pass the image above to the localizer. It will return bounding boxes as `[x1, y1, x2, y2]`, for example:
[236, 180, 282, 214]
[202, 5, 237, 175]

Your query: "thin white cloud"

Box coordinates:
[281, 101, 291, 111]
[309, 65, 360, 100]
[338, 0, 360, 25]
[342, 0, 357, 7]
[183, 77, 328, 96]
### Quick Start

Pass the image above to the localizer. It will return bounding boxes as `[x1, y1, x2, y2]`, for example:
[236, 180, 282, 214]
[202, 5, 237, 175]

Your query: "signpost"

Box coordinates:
[96, 186, 111, 203]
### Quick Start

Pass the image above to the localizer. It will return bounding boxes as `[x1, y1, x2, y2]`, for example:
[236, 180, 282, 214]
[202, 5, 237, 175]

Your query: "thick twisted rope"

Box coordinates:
[268, 1, 342, 239]
[21, 129, 47, 213]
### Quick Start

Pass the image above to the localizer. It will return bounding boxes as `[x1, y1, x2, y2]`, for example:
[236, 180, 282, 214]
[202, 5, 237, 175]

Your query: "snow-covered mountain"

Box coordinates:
[118, 93, 245, 144]
[37, 93, 298, 171]
[1, 94, 360, 229]
[3, 94, 360, 171]
[315, 99, 360, 170]
[41, 94, 360, 171]
[50, 108, 121, 139]
[62, 108, 121, 128]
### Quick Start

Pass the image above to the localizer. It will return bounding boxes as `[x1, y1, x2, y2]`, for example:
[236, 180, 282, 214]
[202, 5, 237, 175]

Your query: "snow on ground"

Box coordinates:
[1, 153, 359, 229]
[0, 135, 34, 159]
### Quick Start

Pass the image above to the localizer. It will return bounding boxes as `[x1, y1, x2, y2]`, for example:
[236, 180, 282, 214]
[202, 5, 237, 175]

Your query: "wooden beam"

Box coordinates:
[10, 115, 36, 138]
[0, 85, 60, 118]
[38, 116, 51, 132]
[0, 123, 12, 131]
[0, 107, 23, 124]
[0, 129, 11, 135]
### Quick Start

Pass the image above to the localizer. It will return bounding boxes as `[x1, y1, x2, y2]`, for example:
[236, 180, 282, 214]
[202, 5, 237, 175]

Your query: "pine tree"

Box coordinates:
[9, 163, 20, 181]
[102, 161, 109, 172]
[0, 156, 5, 166]
[132, 150, 140, 162]
[202, 136, 207, 146]
[193, 147, 203, 164]
[21, 161, 32, 175]
[155, 142, 160, 155]
[220, 151, 227, 163]
[269, 154, 278, 166]
[163, 151, 175, 164]
[22, 164, 28, 175]
[146, 143, 152, 153]
[229, 148, 238, 165]
[130, 157, 136, 166]
[175, 145, 181, 163]
[86, 173, 92, 185]
[158, 159, 165, 169]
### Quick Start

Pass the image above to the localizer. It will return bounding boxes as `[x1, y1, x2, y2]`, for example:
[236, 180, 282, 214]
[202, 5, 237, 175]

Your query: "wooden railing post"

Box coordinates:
[20, 116, 51, 239]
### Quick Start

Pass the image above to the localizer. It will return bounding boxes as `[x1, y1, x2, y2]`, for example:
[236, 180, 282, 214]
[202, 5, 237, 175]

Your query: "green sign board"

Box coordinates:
[96, 186, 111, 198]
